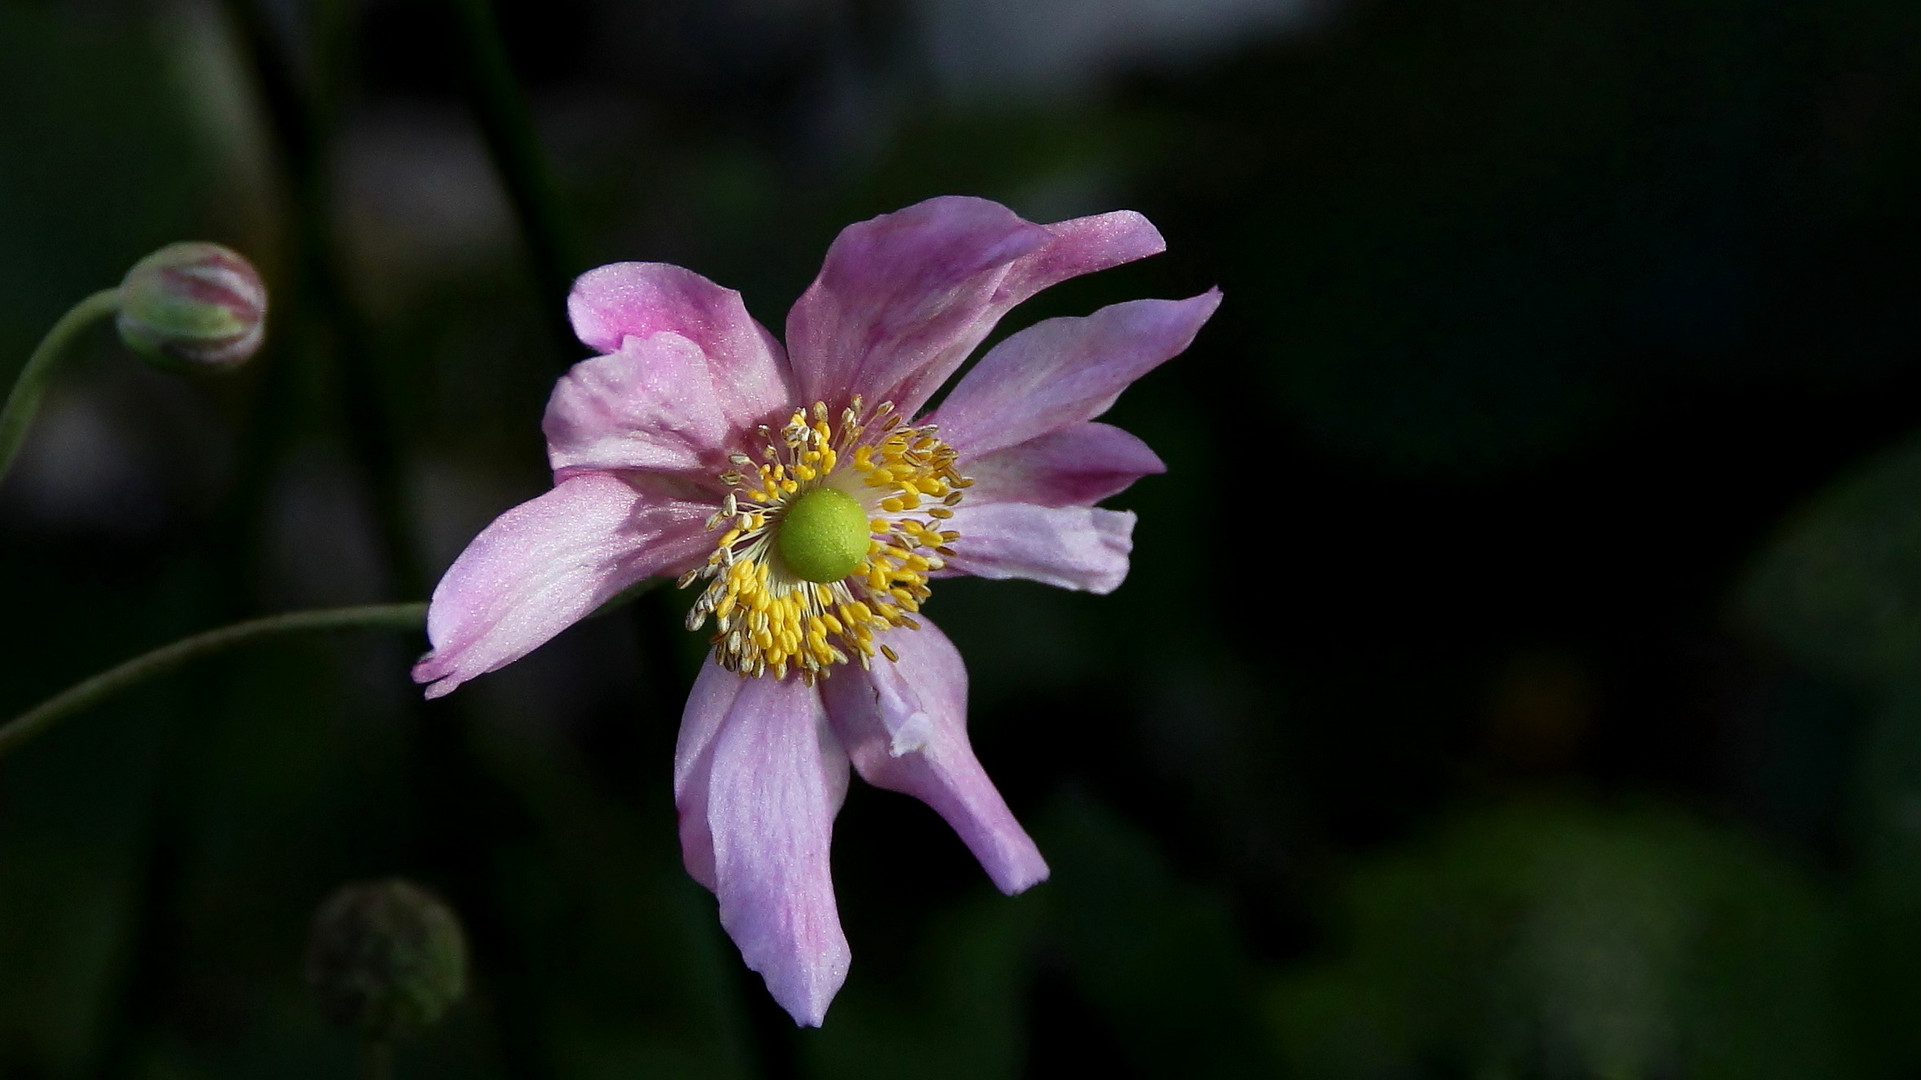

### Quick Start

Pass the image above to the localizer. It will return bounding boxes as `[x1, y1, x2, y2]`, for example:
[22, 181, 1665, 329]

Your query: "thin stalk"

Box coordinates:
[444, 0, 583, 358]
[0, 288, 122, 485]
[0, 602, 427, 761]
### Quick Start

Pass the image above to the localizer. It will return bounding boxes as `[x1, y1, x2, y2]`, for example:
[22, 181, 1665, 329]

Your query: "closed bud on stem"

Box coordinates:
[115, 242, 266, 371]
[304, 879, 469, 1043]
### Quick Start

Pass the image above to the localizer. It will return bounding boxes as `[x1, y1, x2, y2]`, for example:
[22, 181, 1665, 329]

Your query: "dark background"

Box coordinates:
[4, 0, 1921, 1075]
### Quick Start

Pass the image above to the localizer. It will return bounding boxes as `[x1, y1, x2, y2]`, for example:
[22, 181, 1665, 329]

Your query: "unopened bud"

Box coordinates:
[115, 242, 266, 371]
[304, 879, 468, 1042]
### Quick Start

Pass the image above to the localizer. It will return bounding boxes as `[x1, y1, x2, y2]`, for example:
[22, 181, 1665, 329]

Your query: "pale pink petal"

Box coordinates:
[930, 290, 1222, 459]
[963, 421, 1165, 508]
[685, 671, 852, 1027]
[673, 657, 747, 891]
[820, 619, 1048, 895]
[991, 209, 1166, 311]
[545, 333, 732, 475]
[566, 262, 794, 433]
[939, 502, 1136, 593]
[411, 472, 713, 698]
[786, 197, 1049, 415]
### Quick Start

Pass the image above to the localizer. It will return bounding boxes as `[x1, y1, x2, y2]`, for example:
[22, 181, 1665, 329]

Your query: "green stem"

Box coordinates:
[0, 288, 123, 486]
[444, 0, 583, 358]
[0, 602, 427, 761]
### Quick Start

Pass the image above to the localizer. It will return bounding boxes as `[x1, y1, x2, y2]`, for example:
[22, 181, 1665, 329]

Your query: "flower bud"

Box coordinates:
[115, 242, 267, 371]
[304, 879, 469, 1042]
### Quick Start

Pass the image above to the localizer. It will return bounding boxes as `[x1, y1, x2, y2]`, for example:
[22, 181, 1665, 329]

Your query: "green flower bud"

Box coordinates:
[115, 242, 266, 371]
[304, 879, 469, 1042]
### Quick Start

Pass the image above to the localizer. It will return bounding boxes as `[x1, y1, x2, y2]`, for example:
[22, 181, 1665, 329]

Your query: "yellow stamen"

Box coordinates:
[681, 399, 969, 682]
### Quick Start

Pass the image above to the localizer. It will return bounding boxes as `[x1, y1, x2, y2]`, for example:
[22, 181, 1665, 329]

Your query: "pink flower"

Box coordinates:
[413, 196, 1219, 1024]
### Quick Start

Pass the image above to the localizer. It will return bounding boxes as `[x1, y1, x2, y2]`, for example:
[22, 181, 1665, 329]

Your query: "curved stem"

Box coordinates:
[0, 288, 123, 486]
[0, 602, 427, 761]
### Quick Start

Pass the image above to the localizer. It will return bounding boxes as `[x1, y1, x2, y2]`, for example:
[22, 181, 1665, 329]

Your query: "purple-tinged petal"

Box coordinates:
[786, 196, 1050, 415]
[411, 472, 712, 699]
[679, 670, 852, 1027]
[931, 290, 1221, 459]
[821, 619, 1048, 895]
[545, 332, 732, 475]
[940, 503, 1137, 594]
[991, 209, 1166, 311]
[567, 262, 794, 431]
[673, 657, 747, 891]
[786, 202, 1176, 420]
[963, 421, 1165, 509]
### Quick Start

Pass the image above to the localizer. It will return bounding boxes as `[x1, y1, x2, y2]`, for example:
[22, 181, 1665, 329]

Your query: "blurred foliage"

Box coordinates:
[4, 0, 1921, 1075]
[1266, 800, 1842, 1079]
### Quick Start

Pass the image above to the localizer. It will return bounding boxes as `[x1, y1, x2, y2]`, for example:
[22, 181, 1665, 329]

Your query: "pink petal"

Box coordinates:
[676, 666, 853, 1027]
[545, 332, 733, 475]
[930, 290, 1222, 459]
[673, 657, 746, 891]
[939, 502, 1137, 593]
[820, 619, 1048, 895]
[963, 421, 1165, 508]
[786, 197, 1048, 415]
[785, 199, 1170, 419]
[411, 472, 713, 698]
[992, 208, 1166, 311]
[566, 262, 794, 435]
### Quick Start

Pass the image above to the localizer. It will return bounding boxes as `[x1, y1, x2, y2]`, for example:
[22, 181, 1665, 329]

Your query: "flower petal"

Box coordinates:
[785, 199, 1171, 419]
[677, 667, 852, 1027]
[786, 196, 1049, 415]
[992, 208, 1166, 311]
[566, 262, 794, 433]
[411, 472, 712, 698]
[820, 618, 1048, 895]
[963, 421, 1165, 508]
[939, 502, 1137, 593]
[930, 290, 1221, 459]
[673, 657, 747, 891]
[545, 332, 733, 474]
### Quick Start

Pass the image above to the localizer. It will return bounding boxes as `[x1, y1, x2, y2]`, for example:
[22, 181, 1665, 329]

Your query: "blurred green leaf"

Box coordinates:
[1742, 433, 1921, 696]
[1266, 799, 1843, 1080]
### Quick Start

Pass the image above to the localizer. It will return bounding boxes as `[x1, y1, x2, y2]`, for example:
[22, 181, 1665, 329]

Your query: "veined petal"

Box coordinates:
[411, 472, 711, 698]
[567, 262, 794, 432]
[680, 669, 852, 1027]
[963, 421, 1165, 508]
[787, 197, 1049, 415]
[940, 502, 1136, 594]
[673, 657, 747, 891]
[821, 619, 1048, 895]
[545, 332, 733, 474]
[931, 290, 1221, 459]
[992, 208, 1166, 311]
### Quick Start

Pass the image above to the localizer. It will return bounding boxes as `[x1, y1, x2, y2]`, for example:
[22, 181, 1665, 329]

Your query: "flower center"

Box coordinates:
[680, 398, 969, 682]
[776, 488, 869, 583]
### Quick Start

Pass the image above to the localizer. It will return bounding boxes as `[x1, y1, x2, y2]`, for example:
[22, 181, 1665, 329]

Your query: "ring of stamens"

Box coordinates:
[679, 396, 970, 682]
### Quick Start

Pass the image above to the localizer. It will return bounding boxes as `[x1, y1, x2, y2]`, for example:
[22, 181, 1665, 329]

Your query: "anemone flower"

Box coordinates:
[413, 196, 1219, 1025]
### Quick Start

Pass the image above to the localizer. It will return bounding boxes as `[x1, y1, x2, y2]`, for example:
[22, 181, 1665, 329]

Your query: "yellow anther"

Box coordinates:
[685, 402, 966, 679]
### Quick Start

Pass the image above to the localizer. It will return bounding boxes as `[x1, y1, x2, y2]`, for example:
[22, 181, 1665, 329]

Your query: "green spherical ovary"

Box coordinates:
[777, 487, 871, 583]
